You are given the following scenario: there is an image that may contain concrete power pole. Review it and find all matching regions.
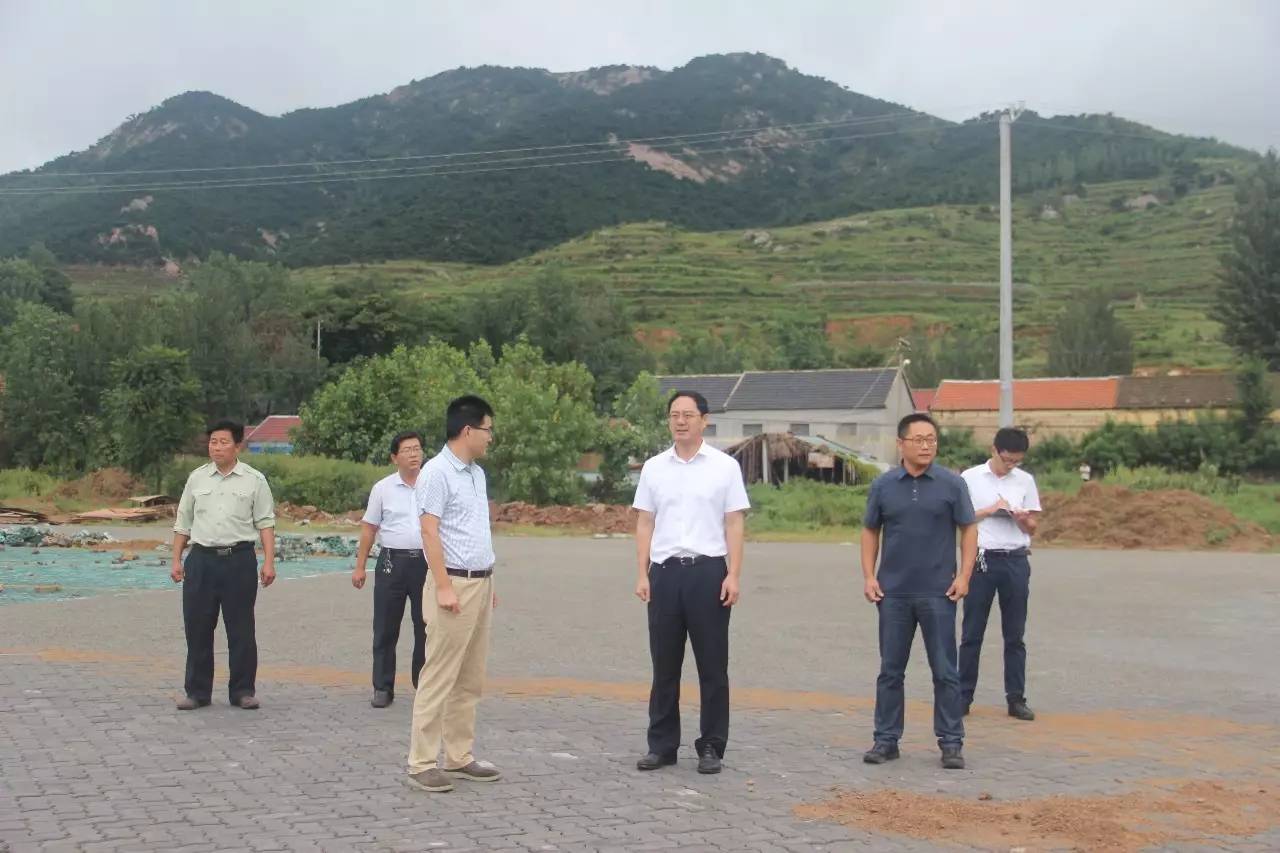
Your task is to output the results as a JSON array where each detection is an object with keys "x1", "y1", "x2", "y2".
[{"x1": 998, "y1": 104, "x2": 1023, "y2": 428}]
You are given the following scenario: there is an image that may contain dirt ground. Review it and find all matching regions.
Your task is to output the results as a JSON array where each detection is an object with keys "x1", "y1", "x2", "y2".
[
  {"x1": 1039, "y1": 482, "x2": 1272, "y2": 551},
  {"x1": 795, "y1": 780, "x2": 1280, "y2": 852}
]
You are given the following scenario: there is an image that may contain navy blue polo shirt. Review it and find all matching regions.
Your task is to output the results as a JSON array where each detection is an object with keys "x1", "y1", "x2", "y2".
[{"x1": 863, "y1": 463, "x2": 976, "y2": 596}]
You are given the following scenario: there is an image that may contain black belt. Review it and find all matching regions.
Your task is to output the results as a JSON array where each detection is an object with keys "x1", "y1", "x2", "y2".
[
  {"x1": 981, "y1": 548, "x2": 1029, "y2": 557},
  {"x1": 383, "y1": 547, "x2": 423, "y2": 557},
  {"x1": 446, "y1": 567, "x2": 492, "y2": 579},
  {"x1": 191, "y1": 541, "x2": 255, "y2": 557},
  {"x1": 656, "y1": 554, "x2": 724, "y2": 568}
]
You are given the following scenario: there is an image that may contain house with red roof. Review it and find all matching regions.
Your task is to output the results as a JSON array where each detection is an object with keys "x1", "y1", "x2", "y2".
[{"x1": 244, "y1": 415, "x2": 301, "y2": 454}]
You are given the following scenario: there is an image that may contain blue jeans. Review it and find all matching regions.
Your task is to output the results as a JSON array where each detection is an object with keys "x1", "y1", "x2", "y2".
[
  {"x1": 873, "y1": 595, "x2": 964, "y2": 748},
  {"x1": 959, "y1": 552, "x2": 1030, "y2": 705}
]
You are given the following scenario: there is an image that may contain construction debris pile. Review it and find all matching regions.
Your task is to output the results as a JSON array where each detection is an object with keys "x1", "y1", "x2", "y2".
[{"x1": 490, "y1": 501, "x2": 635, "y2": 534}]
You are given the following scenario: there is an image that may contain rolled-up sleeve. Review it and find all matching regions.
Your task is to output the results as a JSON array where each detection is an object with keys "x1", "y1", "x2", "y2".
[
  {"x1": 417, "y1": 467, "x2": 447, "y2": 519},
  {"x1": 253, "y1": 475, "x2": 276, "y2": 530},
  {"x1": 173, "y1": 474, "x2": 195, "y2": 535}
]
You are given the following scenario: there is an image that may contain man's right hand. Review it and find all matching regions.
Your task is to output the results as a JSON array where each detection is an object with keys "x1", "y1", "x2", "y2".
[
  {"x1": 635, "y1": 573, "x2": 651, "y2": 603},
  {"x1": 351, "y1": 565, "x2": 367, "y2": 589},
  {"x1": 170, "y1": 562, "x2": 184, "y2": 584},
  {"x1": 988, "y1": 496, "x2": 1011, "y2": 515},
  {"x1": 863, "y1": 577, "x2": 884, "y2": 603},
  {"x1": 436, "y1": 584, "x2": 461, "y2": 614}
]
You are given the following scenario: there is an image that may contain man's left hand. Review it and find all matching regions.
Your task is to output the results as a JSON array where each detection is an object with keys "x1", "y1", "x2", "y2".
[
  {"x1": 260, "y1": 561, "x2": 277, "y2": 588},
  {"x1": 946, "y1": 576, "x2": 969, "y2": 601},
  {"x1": 720, "y1": 575, "x2": 740, "y2": 607}
]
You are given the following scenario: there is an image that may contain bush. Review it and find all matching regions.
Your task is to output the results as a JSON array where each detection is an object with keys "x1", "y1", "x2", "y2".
[
  {"x1": 747, "y1": 480, "x2": 869, "y2": 531},
  {"x1": 935, "y1": 428, "x2": 988, "y2": 471},
  {"x1": 162, "y1": 454, "x2": 390, "y2": 513},
  {"x1": 0, "y1": 468, "x2": 60, "y2": 499},
  {"x1": 1105, "y1": 464, "x2": 1240, "y2": 497},
  {"x1": 1024, "y1": 433, "x2": 1077, "y2": 473}
]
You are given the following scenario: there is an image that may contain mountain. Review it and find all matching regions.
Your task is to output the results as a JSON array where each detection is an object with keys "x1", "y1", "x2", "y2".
[{"x1": 0, "y1": 53, "x2": 1252, "y2": 266}]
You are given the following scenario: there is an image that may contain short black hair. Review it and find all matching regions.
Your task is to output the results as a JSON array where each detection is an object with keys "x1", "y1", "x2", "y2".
[
  {"x1": 390, "y1": 430, "x2": 425, "y2": 455},
  {"x1": 207, "y1": 418, "x2": 244, "y2": 444},
  {"x1": 445, "y1": 395, "x2": 495, "y2": 440},
  {"x1": 667, "y1": 390, "x2": 709, "y2": 415},
  {"x1": 993, "y1": 427, "x2": 1030, "y2": 453},
  {"x1": 897, "y1": 413, "x2": 938, "y2": 439}
]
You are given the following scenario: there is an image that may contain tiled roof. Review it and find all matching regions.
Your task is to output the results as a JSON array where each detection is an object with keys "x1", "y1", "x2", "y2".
[
  {"x1": 245, "y1": 415, "x2": 301, "y2": 444},
  {"x1": 658, "y1": 368, "x2": 899, "y2": 412},
  {"x1": 931, "y1": 378, "x2": 1121, "y2": 411},
  {"x1": 913, "y1": 388, "x2": 937, "y2": 412},
  {"x1": 1116, "y1": 373, "x2": 1280, "y2": 409},
  {"x1": 656, "y1": 375, "x2": 741, "y2": 413}
]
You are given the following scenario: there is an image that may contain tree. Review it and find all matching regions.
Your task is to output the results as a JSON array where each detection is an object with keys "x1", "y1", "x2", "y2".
[
  {"x1": 0, "y1": 303, "x2": 81, "y2": 471},
  {"x1": 105, "y1": 346, "x2": 203, "y2": 491},
  {"x1": 483, "y1": 339, "x2": 599, "y2": 504},
  {"x1": 596, "y1": 372, "x2": 669, "y2": 500},
  {"x1": 1235, "y1": 357, "x2": 1274, "y2": 442},
  {"x1": 905, "y1": 323, "x2": 999, "y2": 388},
  {"x1": 663, "y1": 328, "x2": 748, "y2": 374},
  {"x1": 771, "y1": 317, "x2": 835, "y2": 370},
  {"x1": 294, "y1": 342, "x2": 481, "y2": 463},
  {"x1": 0, "y1": 258, "x2": 73, "y2": 324},
  {"x1": 1215, "y1": 151, "x2": 1280, "y2": 368},
  {"x1": 1047, "y1": 290, "x2": 1134, "y2": 377}
]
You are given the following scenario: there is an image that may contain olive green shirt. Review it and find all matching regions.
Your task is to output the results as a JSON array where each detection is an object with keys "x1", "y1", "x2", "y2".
[{"x1": 173, "y1": 461, "x2": 276, "y2": 546}]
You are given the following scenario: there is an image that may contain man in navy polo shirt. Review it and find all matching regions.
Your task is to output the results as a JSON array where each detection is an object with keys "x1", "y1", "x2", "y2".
[{"x1": 860, "y1": 413, "x2": 977, "y2": 770}]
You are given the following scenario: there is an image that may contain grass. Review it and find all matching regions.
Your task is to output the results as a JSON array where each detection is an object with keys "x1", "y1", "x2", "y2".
[{"x1": 73, "y1": 173, "x2": 1242, "y2": 374}]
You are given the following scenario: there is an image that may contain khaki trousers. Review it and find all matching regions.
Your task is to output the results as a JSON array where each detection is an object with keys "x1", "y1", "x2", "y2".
[{"x1": 406, "y1": 574, "x2": 493, "y2": 773}]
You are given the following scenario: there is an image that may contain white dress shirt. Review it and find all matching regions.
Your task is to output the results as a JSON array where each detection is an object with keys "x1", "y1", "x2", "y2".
[
  {"x1": 416, "y1": 445, "x2": 496, "y2": 571},
  {"x1": 362, "y1": 471, "x2": 425, "y2": 549},
  {"x1": 633, "y1": 442, "x2": 751, "y2": 564},
  {"x1": 961, "y1": 461, "x2": 1042, "y2": 551}
]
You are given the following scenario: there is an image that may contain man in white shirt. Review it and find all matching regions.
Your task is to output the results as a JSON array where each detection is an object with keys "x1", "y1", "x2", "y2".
[
  {"x1": 959, "y1": 427, "x2": 1042, "y2": 722},
  {"x1": 353, "y1": 431, "x2": 427, "y2": 709},
  {"x1": 632, "y1": 390, "x2": 750, "y2": 776}
]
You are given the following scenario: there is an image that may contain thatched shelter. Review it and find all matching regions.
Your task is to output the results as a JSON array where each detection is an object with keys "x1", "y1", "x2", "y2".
[{"x1": 726, "y1": 433, "x2": 862, "y2": 486}]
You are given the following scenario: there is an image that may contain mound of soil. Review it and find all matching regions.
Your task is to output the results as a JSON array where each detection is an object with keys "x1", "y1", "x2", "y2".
[
  {"x1": 276, "y1": 502, "x2": 361, "y2": 525},
  {"x1": 1039, "y1": 483, "x2": 1271, "y2": 551},
  {"x1": 53, "y1": 468, "x2": 146, "y2": 502},
  {"x1": 491, "y1": 501, "x2": 634, "y2": 534}
]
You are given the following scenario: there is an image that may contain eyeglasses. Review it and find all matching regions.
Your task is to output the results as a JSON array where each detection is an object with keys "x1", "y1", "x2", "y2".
[
  {"x1": 469, "y1": 425, "x2": 494, "y2": 437},
  {"x1": 668, "y1": 412, "x2": 702, "y2": 422},
  {"x1": 997, "y1": 453, "x2": 1023, "y2": 468},
  {"x1": 900, "y1": 436, "x2": 938, "y2": 447}
]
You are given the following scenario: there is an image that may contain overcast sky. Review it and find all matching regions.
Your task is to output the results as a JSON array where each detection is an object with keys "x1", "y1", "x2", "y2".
[{"x1": 1, "y1": 0, "x2": 1276, "y2": 174}]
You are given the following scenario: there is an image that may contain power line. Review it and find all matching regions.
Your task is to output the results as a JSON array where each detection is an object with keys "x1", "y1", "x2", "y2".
[
  {"x1": 0, "y1": 121, "x2": 997, "y2": 198},
  {"x1": 4, "y1": 116, "x2": 941, "y2": 193},
  {"x1": 14, "y1": 111, "x2": 939, "y2": 180},
  {"x1": 1016, "y1": 119, "x2": 1199, "y2": 144}
]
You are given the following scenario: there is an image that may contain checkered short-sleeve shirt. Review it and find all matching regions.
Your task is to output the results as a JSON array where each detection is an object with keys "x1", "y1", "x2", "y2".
[{"x1": 416, "y1": 445, "x2": 495, "y2": 571}]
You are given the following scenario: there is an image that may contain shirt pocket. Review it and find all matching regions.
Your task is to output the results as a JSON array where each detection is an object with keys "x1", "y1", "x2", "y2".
[{"x1": 193, "y1": 487, "x2": 214, "y2": 515}]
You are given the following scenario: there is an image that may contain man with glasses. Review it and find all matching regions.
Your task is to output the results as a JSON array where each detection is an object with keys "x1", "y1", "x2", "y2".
[
  {"x1": 353, "y1": 431, "x2": 428, "y2": 708},
  {"x1": 405, "y1": 396, "x2": 501, "y2": 794},
  {"x1": 633, "y1": 390, "x2": 750, "y2": 775},
  {"x1": 959, "y1": 427, "x2": 1041, "y2": 721},
  {"x1": 861, "y1": 414, "x2": 976, "y2": 769}
]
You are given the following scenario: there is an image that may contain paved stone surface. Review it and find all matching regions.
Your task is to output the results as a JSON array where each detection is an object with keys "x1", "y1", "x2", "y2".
[{"x1": 2, "y1": 538, "x2": 1279, "y2": 851}]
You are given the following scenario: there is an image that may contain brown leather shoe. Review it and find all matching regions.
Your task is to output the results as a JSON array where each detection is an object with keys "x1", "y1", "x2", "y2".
[
  {"x1": 406, "y1": 769, "x2": 454, "y2": 793},
  {"x1": 235, "y1": 695, "x2": 260, "y2": 710},
  {"x1": 176, "y1": 696, "x2": 210, "y2": 711}
]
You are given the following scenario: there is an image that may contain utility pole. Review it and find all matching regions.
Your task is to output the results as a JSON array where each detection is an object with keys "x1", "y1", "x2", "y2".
[
  {"x1": 315, "y1": 319, "x2": 322, "y2": 363},
  {"x1": 998, "y1": 103, "x2": 1023, "y2": 428}
]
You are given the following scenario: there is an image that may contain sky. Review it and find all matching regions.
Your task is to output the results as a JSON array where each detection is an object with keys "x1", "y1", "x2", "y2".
[{"x1": 1, "y1": 0, "x2": 1277, "y2": 174}]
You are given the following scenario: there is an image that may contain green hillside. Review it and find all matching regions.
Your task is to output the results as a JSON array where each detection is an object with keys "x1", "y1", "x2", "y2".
[{"x1": 66, "y1": 170, "x2": 1240, "y2": 374}]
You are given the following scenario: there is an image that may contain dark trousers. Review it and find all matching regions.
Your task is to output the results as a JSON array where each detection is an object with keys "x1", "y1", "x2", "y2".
[
  {"x1": 874, "y1": 595, "x2": 965, "y2": 748},
  {"x1": 372, "y1": 548, "x2": 428, "y2": 693},
  {"x1": 959, "y1": 552, "x2": 1030, "y2": 705},
  {"x1": 182, "y1": 546, "x2": 258, "y2": 703},
  {"x1": 646, "y1": 557, "x2": 732, "y2": 758}
]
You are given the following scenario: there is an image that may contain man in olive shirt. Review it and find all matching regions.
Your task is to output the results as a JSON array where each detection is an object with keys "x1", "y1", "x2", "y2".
[{"x1": 171, "y1": 419, "x2": 277, "y2": 710}]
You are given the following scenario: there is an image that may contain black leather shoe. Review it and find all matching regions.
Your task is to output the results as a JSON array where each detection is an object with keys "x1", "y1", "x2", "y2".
[
  {"x1": 371, "y1": 690, "x2": 392, "y2": 708},
  {"x1": 1008, "y1": 700, "x2": 1035, "y2": 721},
  {"x1": 862, "y1": 743, "x2": 900, "y2": 764},
  {"x1": 963, "y1": 703, "x2": 971, "y2": 716},
  {"x1": 636, "y1": 752, "x2": 677, "y2": 771},
  {"x1": 696, "y1": 746, "x2": 722, "y2": 775},
  {"x1": 941, "y1": 746, "x2": 965, "y2": 769}
]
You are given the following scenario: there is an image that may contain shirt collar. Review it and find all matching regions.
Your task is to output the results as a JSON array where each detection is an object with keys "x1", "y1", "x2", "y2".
[
  {"x1": 665, "y1": 442, "x2": 709, "y2": 464},
  {"x1": 210, "y1": 461, "x2": 246, "y2": 478},
  {"x1": 441, "y1": 445, "x2": 471, "y2": 472},
  {"x1": 896, "y1": 462, "x2": 936, "y2": 480}
]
